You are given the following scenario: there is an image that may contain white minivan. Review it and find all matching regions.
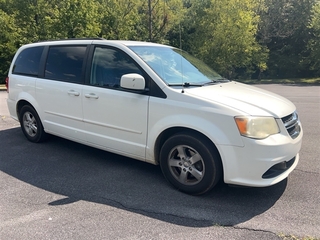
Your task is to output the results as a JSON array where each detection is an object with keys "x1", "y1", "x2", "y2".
[{"x1": 6, "y1": 39, "x2": 303, "y2": 195}]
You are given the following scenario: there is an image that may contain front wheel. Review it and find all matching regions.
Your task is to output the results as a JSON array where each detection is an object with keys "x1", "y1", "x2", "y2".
[
  {"x1": 19, "y1": 105, "x2": 47, "y2": 143},
  {"x1": 160, "y1": 132, "x2": 222, "y2": 195}
]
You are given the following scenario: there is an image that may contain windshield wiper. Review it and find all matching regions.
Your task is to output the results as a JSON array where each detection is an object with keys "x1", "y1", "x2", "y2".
[
  {"x1": 203, "y1": 78, "x2": 230, "y2": 85},
  {"x1": 168, "y1": 82, "x2": 203, "y2": 87},
  {"x1": 168, "y1": 79, "x2": 229, "y2": 87}
]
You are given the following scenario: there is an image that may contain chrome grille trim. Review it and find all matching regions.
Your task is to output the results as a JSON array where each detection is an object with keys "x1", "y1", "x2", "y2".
[{"x1": 281, "y1": 112, "x2": 301, "y2": 139}]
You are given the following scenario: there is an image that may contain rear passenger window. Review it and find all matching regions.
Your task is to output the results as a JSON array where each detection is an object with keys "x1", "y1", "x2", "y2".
[
  {"x1": 13, "y1": 46, "x2": 44, "y2": 76},
  {"x1": 45, "y1": 45, "x2": 86, "y2": 83}
]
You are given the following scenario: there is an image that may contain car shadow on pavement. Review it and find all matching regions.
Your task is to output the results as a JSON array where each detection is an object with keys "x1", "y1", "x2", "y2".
[{"x1": 0, "y1": 127, "x2": 287, "y2": 228}]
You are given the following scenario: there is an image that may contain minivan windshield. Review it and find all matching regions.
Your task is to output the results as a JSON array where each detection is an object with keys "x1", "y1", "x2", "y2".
[{"x1": 129, "y1": 46, "x2": 227, "y2": 86}]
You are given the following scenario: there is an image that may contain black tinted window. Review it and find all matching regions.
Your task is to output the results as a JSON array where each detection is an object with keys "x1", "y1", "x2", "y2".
[
  {"x1": 90, "y1": 47, "x2": 143, "y2": 88},
  {"x1": 13, "y1": 46, "x2": 44, "y2": 76},
  {"x1": 45, "y1": 45, "x2": 86, "y2": 82}
]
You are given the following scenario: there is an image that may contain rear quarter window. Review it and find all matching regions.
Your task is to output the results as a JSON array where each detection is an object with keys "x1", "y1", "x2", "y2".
[{"x1": 12, "y1": 46, "x2": 44, "y2": 76}]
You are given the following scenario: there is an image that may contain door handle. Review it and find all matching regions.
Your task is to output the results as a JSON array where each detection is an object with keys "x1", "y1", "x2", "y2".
[
  {"x1": 67, "y1": 90, "x2": 80, "y2": 96},
  {"x1": 85, "y1": 93, "x2": 99, "y2": 99}
]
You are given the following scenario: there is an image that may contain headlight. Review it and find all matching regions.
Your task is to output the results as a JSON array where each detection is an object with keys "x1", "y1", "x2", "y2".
[{"x1": 234, "y1": 116, "x2": 280, "y2": 139}]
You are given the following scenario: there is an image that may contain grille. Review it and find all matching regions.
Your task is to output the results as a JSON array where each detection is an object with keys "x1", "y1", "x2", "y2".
[{"x1": 281, "y1": 112, "x2": 301, "y2": 139}]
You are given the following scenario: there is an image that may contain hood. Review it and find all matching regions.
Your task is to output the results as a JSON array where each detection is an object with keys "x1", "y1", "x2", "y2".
[{"x1": 184, "y1": 82, "x2": 296, "y2": 117}]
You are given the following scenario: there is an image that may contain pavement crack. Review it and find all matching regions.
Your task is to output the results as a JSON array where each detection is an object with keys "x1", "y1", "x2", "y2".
[
  {"x1": 95, "y1": 195, "x2": 287, "y2": 238},
  {"x1": 229, "y1": 225, "x2": 280, "y2": 238}
]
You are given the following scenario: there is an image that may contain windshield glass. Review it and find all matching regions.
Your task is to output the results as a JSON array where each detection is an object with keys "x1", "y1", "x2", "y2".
[{"x1": 129, "y1": 46, "x2": 224, "y2": 85}]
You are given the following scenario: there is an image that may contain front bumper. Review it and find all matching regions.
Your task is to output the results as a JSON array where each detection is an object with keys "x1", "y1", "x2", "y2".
[{"x1": 218, "y1": 128, "x2": 303, "y2": 187}]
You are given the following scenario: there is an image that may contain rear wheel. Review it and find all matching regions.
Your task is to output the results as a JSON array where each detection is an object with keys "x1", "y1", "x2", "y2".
[
  {"x1": 19, "y1": 105, "x2": 47, "y2": 142},
  {"x1": 160, "y1": 132, "x2": 222, "y2": 195}
]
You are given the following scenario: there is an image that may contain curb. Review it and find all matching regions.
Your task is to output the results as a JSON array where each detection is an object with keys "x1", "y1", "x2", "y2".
[{"x1": 0, "y1": 84, "x2": 6, "y2": 91}]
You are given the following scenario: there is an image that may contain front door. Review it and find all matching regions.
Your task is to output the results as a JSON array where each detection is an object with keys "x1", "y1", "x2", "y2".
[{"x1": 82, "y1": 46, "x2": 149, "y2": 159}]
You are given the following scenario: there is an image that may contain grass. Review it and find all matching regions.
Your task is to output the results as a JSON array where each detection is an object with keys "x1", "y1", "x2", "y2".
[
  {"x1": 238, "y1": 77, "x2": 320, "y2": 85},
  {"x1": 279, "y1": 234, "x2": 319, "y2": 240}
]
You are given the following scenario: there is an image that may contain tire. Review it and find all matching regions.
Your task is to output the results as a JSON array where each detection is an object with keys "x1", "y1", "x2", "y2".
[
  {"x1": 19, "y1": 105, "x2": 47, "y2": 143},
  {"x1": 160, "y1": 132, "x2": 222, "y2": 195}
]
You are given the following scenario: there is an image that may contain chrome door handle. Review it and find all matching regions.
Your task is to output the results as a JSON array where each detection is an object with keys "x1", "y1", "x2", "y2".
[{"x1": 84, "y1": 93, "x2": 99, "y2": 99}]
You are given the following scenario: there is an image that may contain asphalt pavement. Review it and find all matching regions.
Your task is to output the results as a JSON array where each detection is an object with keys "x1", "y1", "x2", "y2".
[{"x1": 0, "y1": 84, "x2": 319, "y2": 240}]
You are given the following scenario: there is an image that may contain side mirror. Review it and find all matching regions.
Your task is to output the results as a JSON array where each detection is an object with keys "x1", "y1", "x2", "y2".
[{"x1": 120, "y1": 74, "x2": 145, "y2": 91}]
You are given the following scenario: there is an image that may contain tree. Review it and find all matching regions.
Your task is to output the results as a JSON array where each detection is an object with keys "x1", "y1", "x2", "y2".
[
  {"x1": 308, "y1": 1, "x2": 320, "y2": 74},
  {"x1": 6, "y1": 0, "x2": 58, "y2": 43},
  {"x1": 51, "y1": 0, "x2": 100, "y2": 39},
  {"x1": 258, "y1": 0, "x2": 316, "y2": 78},
  {"x1": 174, "y1": 0, "x2": 268, "y2": 78},
  {"x1": 1, "y1": 0, "x2": 318, "y2": 81},
  {"x1": 137, "y1": 0, "x2": 184, "y2": 43},
  {"x1": 0, "y1": 9, "x2": 19, "y2": 82},
  {"x1": 97, "y1": 0, "x2": 141, "y2": 40}
]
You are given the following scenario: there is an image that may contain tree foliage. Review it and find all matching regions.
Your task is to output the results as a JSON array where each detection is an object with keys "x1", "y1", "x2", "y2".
[
  {"x1": 138, "y1": 0, "x2": 184, "y2": 43},
  {"x1": 258, "y1": 0, "x2": 316, "y2": 78},
  {"x1": 0, "y1": 8, "x2": 19, "y2": 78},
  {"x1": 97, "y1": 0, "x2": 140, "y2": 40},
  {"x1": 308, "y1": 1, "x2": 320, "y2": 73},
  {"x1": 52, "y1": 0, "x2": 100, "y2": 38},
  {"x1": 175, "y1": 0, "x2": 268, "y2": 78},
  {"x1": 0, "y1": 0, "x2": 319, "y2": 83}
]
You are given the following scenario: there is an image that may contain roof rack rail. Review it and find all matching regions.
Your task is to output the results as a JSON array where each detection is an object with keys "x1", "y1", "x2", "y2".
[{"x1": 38, "y1": 37, "x2": 106, "y2": 43}]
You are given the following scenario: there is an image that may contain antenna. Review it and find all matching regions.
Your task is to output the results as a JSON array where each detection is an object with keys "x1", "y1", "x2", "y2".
[
  {"x1": 179, "y1": 23, "x2": 182, "y2": 50},
  {"x1": 179, "y1": 23, "x2": 184, "y2": 93}
]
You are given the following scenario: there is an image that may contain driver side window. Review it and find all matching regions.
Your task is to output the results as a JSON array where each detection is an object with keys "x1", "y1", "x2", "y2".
[{"x1": 90, "y1": 46, "x2": 144, "y2": 88}]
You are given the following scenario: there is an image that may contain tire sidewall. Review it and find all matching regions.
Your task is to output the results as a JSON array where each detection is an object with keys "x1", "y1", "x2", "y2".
[
  {"x1": 160, "y1": 133, "x2": 221, "y2": 195},
  {"x1": 19, "y1": 105, "x2": 45, "y2": 143}
]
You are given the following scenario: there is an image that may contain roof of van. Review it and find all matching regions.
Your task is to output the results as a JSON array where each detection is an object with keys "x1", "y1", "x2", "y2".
[{"x1": 22, "y1": 38, "x2": 171, "y2": 48}]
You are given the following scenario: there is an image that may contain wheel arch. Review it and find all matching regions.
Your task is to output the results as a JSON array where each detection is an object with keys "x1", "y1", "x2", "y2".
[
  {"x1": 16, "y1": 100, "x2": 35, "y2": 121},
  {"x1": 154, "y1": 127, "x2": 222, "y2": 168},
  {"x1": 15, "y1": 89, "x2": 41, "y2": 122}
]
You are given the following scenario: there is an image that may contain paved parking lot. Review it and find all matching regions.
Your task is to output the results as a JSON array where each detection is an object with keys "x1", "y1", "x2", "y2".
[{"x1": 0, "y1": 84, "x2": 319, "y2": 239}]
